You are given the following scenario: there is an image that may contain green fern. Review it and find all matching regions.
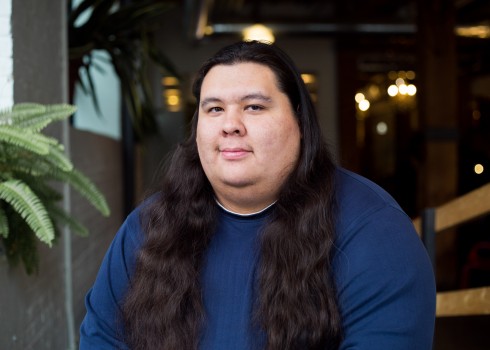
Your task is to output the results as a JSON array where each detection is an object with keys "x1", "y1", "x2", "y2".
[
  {"x1": 0, "y1": 103, "x2": 110, "y2": 274},
  {"x1": 46, "y1": 203, "x2": 89, "y2": 237},
  {"x1": 1, "y1": 103, "x2": 77, "y2": 131},
  {"x1": 0, "y1": 127, "x2": 51, "y2": 155},
  {"x1": 50, "y1": 168, "x2": 110, "y2": 216},
  {"x1": 45, "y1": 143, "x2": 74, "y2": 172},
  {"x1": 0, "y1": 206, "x2": 8, "y2": 238},
  {"x1": 0, "y1": 179, "x2": 55, "y2": 246}
]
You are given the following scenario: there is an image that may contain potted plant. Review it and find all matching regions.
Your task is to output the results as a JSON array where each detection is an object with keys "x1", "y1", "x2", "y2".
[
  {"x1": 68, "y1": 0, "x2": 179, "y2": 139},
  {"x1": 0, "y1": 103, "x2": 110, "y2": 274}
]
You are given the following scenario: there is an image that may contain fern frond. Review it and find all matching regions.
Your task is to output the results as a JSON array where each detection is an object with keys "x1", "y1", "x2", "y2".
[
  {"x1": 0, "y1": 127, "x2": 50, "y2": 155},
  {"x1": 0, "y1": 179, "x2": 55, "y2": 246},
  {"x1": 1, "y1": 102, "x2": 111, "y2": 274},
  {"x1": 46, "y1": 143, "x2": 74, "y2": 172},
  {"x1": 51, "y1": 168, "x2": 110, "y2": 216},
  {"x1": 0, "y1": 103, "x2": 44, "y2": 114},
  {"x1": 46, "y1": 203, "x2": 89, "y2": 237},
  {"x1": 0, "y1": 104, "x2": 77, "y2": 132},
  {"x1": 3, "y1": 143, "x2": 73, "y2": 176},
  {"x1": 3, "y1": 156, "x2": 53, "y2": 177},
  {"x1": 0, "y1": 103, "x2": 44, "y2": 125},
  {"x1": 0, "y1": 206, "x2": 9, "y2": 238},
  {"x1": 21, "y1": 177, "x2": 63, "y2": 202}
]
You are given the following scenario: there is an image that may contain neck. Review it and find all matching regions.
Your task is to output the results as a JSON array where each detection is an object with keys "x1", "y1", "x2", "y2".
[
  {"x1": 211, "y1": 181, "x2": 281, "y2": 214},
  {"x1": 215, "y1": 198, "x2": 276, "y2": 216}
]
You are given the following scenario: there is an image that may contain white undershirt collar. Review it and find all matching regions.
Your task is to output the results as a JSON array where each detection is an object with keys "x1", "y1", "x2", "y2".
[{"x1": 215, "y1": 199, "x2": 276, "y2": 217}]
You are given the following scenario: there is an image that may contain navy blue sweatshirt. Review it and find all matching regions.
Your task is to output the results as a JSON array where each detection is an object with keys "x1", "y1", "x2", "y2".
[{"x1": 80, "y1": 168, "x2": 436, "y2": 349}]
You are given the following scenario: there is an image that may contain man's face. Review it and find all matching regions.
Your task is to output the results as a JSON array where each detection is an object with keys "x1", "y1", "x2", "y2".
[{"x1": 196, "y1": 62, "x2": 301, "y2": 213}]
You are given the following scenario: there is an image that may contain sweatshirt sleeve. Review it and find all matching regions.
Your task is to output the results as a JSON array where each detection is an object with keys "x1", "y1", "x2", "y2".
[
  {"x1": 79, "y1": 208, "x2": 143, "y2": 349},
  {"x1": 334, "y1": 205, "x2": 436, "y2": 350}
]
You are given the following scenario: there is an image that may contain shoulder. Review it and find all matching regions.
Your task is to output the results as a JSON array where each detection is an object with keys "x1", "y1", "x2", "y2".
[
  {"x1": 332, "y1": 167, "x2": 434, "y2": 306},
  {"x1": 105, "y1": 194, "x2": 160, "y2": 275},
  {"x1": 334, "y1": 167, "x2": 418, "y2": 242},
  {"x1": 335, "y1": 167, "x2": 405, "y2": 225},
  {"x1": 122, "y1": 193, "x2": 162, "y2": 243},
  {"x1": 332, "y1": 168, "x2": 436, "y2": 348},
  {"x1": 117, "y1": 203, "x2": 146, "y2": 250},
  {"x1": 333, "y1": 167, "x2": 424, "y2": 269}
]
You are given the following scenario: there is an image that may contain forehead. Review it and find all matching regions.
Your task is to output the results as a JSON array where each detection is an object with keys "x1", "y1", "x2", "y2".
[{"x1": 200, "y1": 62, "x2": 281, "y2": 96}]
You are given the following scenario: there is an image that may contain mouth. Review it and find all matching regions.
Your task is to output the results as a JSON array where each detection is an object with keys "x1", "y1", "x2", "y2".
[{"x1": 219, "y1": 147, "x2": 251, "y2": 160}]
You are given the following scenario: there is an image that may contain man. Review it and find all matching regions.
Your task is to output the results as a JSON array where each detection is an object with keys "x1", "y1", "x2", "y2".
[{"x1": 80, "y1": 41, "x2": 436, "y2": 349}]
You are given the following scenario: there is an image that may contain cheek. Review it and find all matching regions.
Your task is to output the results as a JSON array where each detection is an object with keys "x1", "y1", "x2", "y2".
[
  {"x1": 281, "y1": 125, "x2": 302, "y2": 163},
  {"x1": 196, "y1": 123, "x2": 215, "y2": 161},
  {"x1": 196, "y1": 120, "x2": 208, "y2": 146},
  {"x1": 272, "y1": 120, "x2": 300, "y2": 152}
]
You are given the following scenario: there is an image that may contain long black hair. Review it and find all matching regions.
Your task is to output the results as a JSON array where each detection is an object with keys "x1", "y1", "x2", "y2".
[{"x1": 123, "y1": 40, "x2": 342, "y2": 350}]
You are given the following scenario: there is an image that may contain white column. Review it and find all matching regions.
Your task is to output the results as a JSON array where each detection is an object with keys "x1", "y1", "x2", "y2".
[{"x1": 0, "y1": 0, "x2": 13, "y2": 109}]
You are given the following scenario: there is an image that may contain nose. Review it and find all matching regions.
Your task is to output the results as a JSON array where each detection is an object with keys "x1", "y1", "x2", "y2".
[{"x1": 221, "y1": 110, "x2": 246, "y2": 136}]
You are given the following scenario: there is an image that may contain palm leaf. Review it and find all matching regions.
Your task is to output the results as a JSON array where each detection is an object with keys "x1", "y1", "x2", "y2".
[
  {"x1": 146, "y1": 38, "x2": 180, "y2": 78},
  {"x1": 68, "y1": 0, "x2": 178, "y2": 139},
  {"x1": 0, "y1": 179, "x2": 55, "y2": 246},
  {"x1": 82, "y1": 61, "x2": 102, "y2": 115},
  {"x1": 102, "y1": 2, "x2": 173, "y2": 34},
  {"x1": 69, "y1": 0, "x2": 102, "y2": 27}
]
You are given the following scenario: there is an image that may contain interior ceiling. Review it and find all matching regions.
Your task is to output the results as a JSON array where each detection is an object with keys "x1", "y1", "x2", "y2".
[
  {"x1": 204, "y1": 0, "x2": 490, "y2": 31},
  {"x1": 187, "y1": 0, "x2": 490, "y2": 75}
]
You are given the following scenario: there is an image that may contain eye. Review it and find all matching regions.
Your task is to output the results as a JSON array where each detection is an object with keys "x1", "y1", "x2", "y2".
[
  {"x1": 245, "y1": 104, "x2": 264, "y2": 112},
  {"x1": 207, "y1": 106, "x2": 224, "y2": 113}
]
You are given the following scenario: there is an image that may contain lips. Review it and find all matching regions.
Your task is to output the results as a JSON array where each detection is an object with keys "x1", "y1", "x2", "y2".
[{"x1": 220, "y1": 147, "x2": 251, "y2": 160}]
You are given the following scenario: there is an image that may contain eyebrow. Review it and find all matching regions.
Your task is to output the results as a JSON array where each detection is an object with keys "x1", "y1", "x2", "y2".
[{"x1": 200, "y1": 93, "x2": 272, "y2": 108}]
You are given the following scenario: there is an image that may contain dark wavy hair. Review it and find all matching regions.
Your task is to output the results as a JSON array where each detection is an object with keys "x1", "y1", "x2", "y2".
[{"x1": 123, "y1": 40, "x2": 342, "y2": 350}]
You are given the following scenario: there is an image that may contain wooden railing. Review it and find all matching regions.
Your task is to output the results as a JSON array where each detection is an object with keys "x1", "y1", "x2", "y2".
[{"x1": 412, "y1": 183, "x2": 490, "y2": 317}]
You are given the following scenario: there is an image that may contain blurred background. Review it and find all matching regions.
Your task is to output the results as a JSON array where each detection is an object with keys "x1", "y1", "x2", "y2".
[{"x1": 1, "y1": 0, "x2": 489, "y2": 348}]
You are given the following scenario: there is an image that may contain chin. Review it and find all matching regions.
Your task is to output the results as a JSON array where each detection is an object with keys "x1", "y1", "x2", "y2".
[{"x1": 221, "y1": 178, "x2": 255, "y2": 188}]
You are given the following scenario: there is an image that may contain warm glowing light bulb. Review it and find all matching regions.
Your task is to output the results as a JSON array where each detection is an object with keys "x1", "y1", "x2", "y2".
[
  {"x1": 398, "y1": 84, "x2": 408, "y2": 95},
  {"x1": 395, "y1": 78, "x2": 405, "y2": 87},
  {"x1": 406, "y1": 71, "x2": 416, "y2": 80},
  {"x1": 456, "y1": 25, "x2": 490, "y2": 39},
  {"x1": 388, "y1": 71, "x2": 398, "y2": 80},
  {"x1": 407, "y1": 84, "x2": 417, "y2": 96},
  {"x1": 204, "y1": 26, "x2": 214, "y2": 36},
  {"x1": 474, "y1": 164, "x2": 484, "y2": 174},
  {"x1": 387, "y1": 85, "x2": 398, "y2": 97},
  {"x1": 368, "y1": 85, "x2": 380, "y2": 99},
  {"x1": 358, "y1": 99, "x2": 370, "y2": 111},
  {"x1": 242, "y1": 24, "x2": 275, "y2": 43},
  {"x1": 301, "y1": 74, "x2": 316, "y2": 84},
  {"x1": 376, "y1": 122, "x2": 388, "y2": 135},
  {"x1": 162, "y1": 76, "x2": 179, "y2": 86},
  {"x1": 355, "y1": 93, "x2": 365, "y2": 103},
  {"x1": 167, "y1": 95, "x2": 179, "y2": 106}
]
